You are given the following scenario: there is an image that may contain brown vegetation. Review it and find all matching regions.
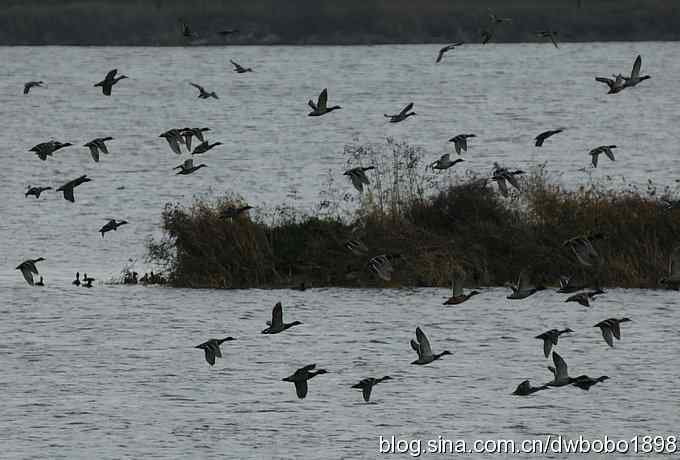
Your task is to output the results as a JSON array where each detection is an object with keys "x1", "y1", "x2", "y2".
[{"x1": 147, "y1": 139, "x2": 680, "y2": 289}]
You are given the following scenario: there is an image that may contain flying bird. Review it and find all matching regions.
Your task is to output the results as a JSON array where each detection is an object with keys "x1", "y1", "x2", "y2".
[
  {"x1": 261, "y1": 302, "x2": 302, "y2": 334},
  {"x1": 589, "y1": 145, "x2": 616, "y2": 168},
  {"x1": 308, "y1": 88, "x2": 341, "y2": 116},
  {"x1": 16, "y1": 257, "x2": 45, "y2": 285},
  {"x1": 410, "y1": 327, "x2": 451, "y2": 365},
  {"x1": 435, "y1": 42, "x2": 463, "y2": 63},
  {"x1": 384, "y1": 102, "x2": 416, "y2": 123},
  {"x1": 512, "y1": 380, "x2": 548, "y2": 396},
  {"x1": 565, "y1": 289, "x2": 605, "y2": 307},
  {"x1": 534, "y1": 129, "x2": 563, "y2": 147},
  {"x1": 595, "y1": 74, "x2": 626, "y2": 94},
  {"x1": 192, "y1": 141, "x2": 223, "y2": 155},
  {"x1": 99, "y1": 219, "x2": 128, "y2": 237},
  {"x1": 352, "y1": 376, "x2": 392, "y2": 402},
  {"x1": 536, "y1": 30, "x2": 559, "y2": 48},
  {"x1": 190, "y1": 82, "x2": 218, "y2": 99},
  {"x1": 535, "y1": 328, "x2": 573, "y2": 358},
  {"x1": 622, "y1": 55, "x2": 650, "y2": 88},
  {"x1": 195, "y1": 337, "x2": 235, "y2": 366},
  {"x1": 94, "y1": 69, "x2": 128, "y2": 96},
  {"x1": 25, "y1": 186, "x2": 52, "y2": 198},
  {"x1": 24, "y1": 81, "x2": 46, "y2": 94},
  {"x1": 282, "y1": 364, "x2": 327, "y2": 399},
  {"x1": 344, "y1": 166, "x2": 375, "y2": 192},
  {"x1": 230, "y1": 59, "x2": 253, "y2": 73},
  {"x1": 449, "y1": 134, "x2": 476, "y2": 154},
  {"x1": 443, "y1": 277, "x2": 480, "y2": 305},
  {"x1": 174, "y1": 158, "x2": 207, "y2": 175},
  {"x1": 431, "y1": 153, "x2": 464, "y2": 171},
  {"x1": 56, "y1": 175, "x2": 91, "y2": 202},
  {"x1": 594, "y1": 318, "x2": 630, "y2": 348},
  {"x1": 84, "y1": 137, "x2": 113, "y2": 162}
]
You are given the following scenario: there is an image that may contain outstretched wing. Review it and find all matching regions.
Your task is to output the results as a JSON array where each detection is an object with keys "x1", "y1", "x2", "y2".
[
  {"x1": 190, "y1": 82, "x2": 205, "y2": 93},
  {"x1": 362, "y1": 385, "x2": 372, "y2": 402},
  {"x1": 552, "y1": 352, "x2": 568, "y2": 380},
  {"x1": 87, "y1": 145, "x2": 100, "y2": 162},
  {"x1": 410, "y1": 339, "x2": 422, "y2": 359},
  {"x1": 317, "y1": 88, "x2": 328, "y2": 111},
  {"x1": 631, "y1": 55, "x2": 642, "y2": 79},
  {"x1": 294, "y1": 380, "x2": 308, "y2": 399},
  {"x1": 399, "y1": 102, "x2": 414, "y2": 117},
  {"x1": 271, "y1": 302, "x2": 283, "y2": 328},
  {"x1": 415, "y1": 327, "x2": 433, "y2": 358},
  {"x1": 105, "y1": 69, "x2": 118, "y2": 81}
]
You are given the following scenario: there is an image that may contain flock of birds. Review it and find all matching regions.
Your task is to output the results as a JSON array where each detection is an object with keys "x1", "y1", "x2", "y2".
[{"x1": 12, "y1": 9, "x2": 661, "y2": 401}]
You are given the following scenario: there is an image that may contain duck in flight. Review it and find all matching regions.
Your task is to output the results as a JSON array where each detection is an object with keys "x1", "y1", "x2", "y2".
[
  {"x1": 192, "y1": 141, "x2": 223, "y2": 155},
  {"x1": 622, "y1": 55, "x2": 650, "y2": 88},
  {"x1": 230, "y1": 59, "x2": 253, "y2": 73},
  {"x1": 449, "y1": 134, "x2": 476, "y2": 154},
  {"x1": 174, "y1": 158, "x2": 207, "y2": 175},
  {"x1": 31, "y1": 140, "x2": 72, "y2": 161},
  {"x1": 56, "y1": 175, "x2": 91, "y2": 202},
  {"x1": 384, "y1": 102, "x2": 415, "y2": 123},
  {"x1": 589, "y1": 145, "x2": 616, "y2": 168},
  {"x1": 534, "y1": 129, "x2": 563, "y2": 147},
  {"x1": 436, "y1": 42, "x2": 464, "y2": 63},
  {"x1": 557, "y1": 275, "x2": 587, "y2": 293},
  {"x1": 195, "y1": 337, "x2": 235, "y2": 366},
  {"x1": 507, "y1": 271, "x2": 545, "y2": 299},
  {"x1": 16, "y1": 257, "x2": 45, "y2": 285},
  {"x1": 594, "y1": 318, "x2": 630, "y2": 348},
  {"x1": 24, "y1": 81, "x2": 46, "y2": 94},
  {"x1": 410, "y1": 327, "x2": 451, "y2": 365},
  {"x1": 308, "y1": 88, "x2": 341, "y2": 116},
  {"x1": 443, "y1": 277, "x2": 479, "y2": 305},
  {"x1": 563, "y1": 233, "x2": 605, "y2": 267},
  {"x1": 99, "y1": 219, "x2": 128, "y2": 237},
  {"x1": 481, "y1": 29, "x2": 494, "y2": 44},
  {"x1": 571, "y1": 375, "x2": 609, "y2": 391},
  {"x1": 82, "y1": 273, "x2": 95, "y2": 288},
  {"x1": 430, "y1": 153, "x2": 464, "y2": 171},
  {"x1": 262, "y1": 302, "x2": 302, "y2": 334},
  {"x1": 345, "y1": 239, "x2": 368, "y2": 256},
  {"x1": 84, "y1": 137, "x2": 113, "y2": 162},
  {"x1": 488, "y1": 9, "x2": 512, "y2": 24},
  {"x1": 282, "y1": 364, "x2": 327, "y2": 399},
  {"x1": 352, "y1": 376, "x2": 391, "y2": 402},
  {"x1": 72, "y1": 272, "x2": 81, "y2": 286},
  {"x1": 492, "y1": 163, "x2": 524, "y2": 197},
  {"x1": 344, "y1": 166, "x2": 375, "y2": 192},
  {"x1": 595, "y1": 74, "x2": 626, "y2": 94},
  {"x1": 94, "y1": 69, "x2": 128, "y2": 96},
  {"x1": 536, "y1": 30, "x2": 559, "y2": 48},
  {"x1": 218, "y1": 29, "x2": 240, "y2": 36},
  {"x1": 369, "y1": 254, "x2": 394, "y2": 281},
  {"x1": 25, "y1": 186, "x2": 52, "y2": 198},
  {"x1": 659, "y1": 246, "x2": 680, "y2": 289},
  {"x1": 160, "y1": 129, "x2": 185, "y2": 154},
  {"x1": 180, "y1": 20, "x2": 198, "y2": 38},
  {"x1": 546, "y1": 354, "x2": 609, "y2": 390},
  {"x1": 190, "y1": 82, "x2": 218, "y2": 99},
  {"x1": 512, "y1": 380, "x2": 548, "y2": 396},
  {"x1": 180, "y1": 127, "x2": 210, "y2": 151},
  {"x1": 535, "y1": 328, "x2": 573, "y2": 358},
  {"x1": 565, "y1": 289, "x2": 605, "y2": 307}
]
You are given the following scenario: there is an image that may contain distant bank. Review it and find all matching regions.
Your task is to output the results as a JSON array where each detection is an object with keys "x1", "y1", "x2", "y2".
[{"x1": 0, "y1": 0, "x2": 677, "y2": 45}]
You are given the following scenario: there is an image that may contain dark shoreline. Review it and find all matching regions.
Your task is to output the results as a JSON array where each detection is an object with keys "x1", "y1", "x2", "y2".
[{"x1": 0, "y1": 0, "x2": 677, "y2": 46}]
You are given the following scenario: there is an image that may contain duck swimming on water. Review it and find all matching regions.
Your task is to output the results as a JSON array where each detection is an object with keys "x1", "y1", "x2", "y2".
[
  {"x1": 195, "y1": 337, "x2": 235, "y2": 366},
  {"x1": 282, "y1": 364, "x2": 327, "y2": 399},
  {"x1": 410, "y1": 327, "x2": 451, "y2": 365},
  {"x1": 308, "y1": 88, "x2": 341, "y2": 116},
  {"x1": 352, "y1": 376, "x2": 391, "y2": 402},
  {"x1": 262, "y1": 302, "x2": 302, "y2": 334},
  {"x1": 94, "y1": 69, "x2": 128, "y2": 96},
  {"x1": 16, "y1": 257, "x2": 45, "y2": 285}
]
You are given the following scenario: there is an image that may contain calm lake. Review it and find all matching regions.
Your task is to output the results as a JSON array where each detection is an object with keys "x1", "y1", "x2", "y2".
[{"x1": 1, "y1": 44, "x2": 679, "y2": 459}]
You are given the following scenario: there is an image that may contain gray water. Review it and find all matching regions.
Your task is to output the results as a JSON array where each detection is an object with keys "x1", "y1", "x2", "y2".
[{"x1": 1, "y1": 44, "x2": 680, "y2": 459}]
